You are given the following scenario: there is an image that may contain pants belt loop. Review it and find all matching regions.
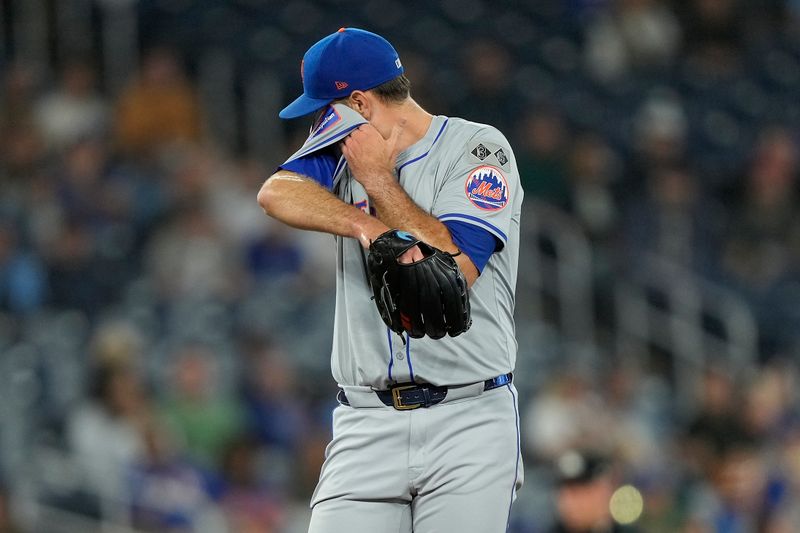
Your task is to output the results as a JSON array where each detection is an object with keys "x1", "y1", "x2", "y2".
[{"x1": 421, "y1": 386, "x2": 432, "y2": 407}]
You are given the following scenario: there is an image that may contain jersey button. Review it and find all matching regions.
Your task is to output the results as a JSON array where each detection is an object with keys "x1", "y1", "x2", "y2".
[{"x1": 395, "y1": 350, "x2": 405, "y2": 360}]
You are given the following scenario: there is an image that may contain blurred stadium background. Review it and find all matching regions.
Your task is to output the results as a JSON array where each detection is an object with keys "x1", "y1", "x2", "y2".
[{"x1": 1, "y1": 0, "x2": 800, "y2": 531}]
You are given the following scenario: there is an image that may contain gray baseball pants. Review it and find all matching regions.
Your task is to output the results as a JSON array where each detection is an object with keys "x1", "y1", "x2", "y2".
[{"x1": 308, "y1": 384, "x2": 523, "y2": 533}]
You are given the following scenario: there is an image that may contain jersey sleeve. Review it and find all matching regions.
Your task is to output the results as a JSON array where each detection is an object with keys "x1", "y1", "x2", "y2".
[
  {"x1": 442, "y1": 219, "x2": 497, "y2": 272},
  {"x1": 432, "y1": 127, "x2": 519, "y2": 251},
  {"x1": 282, "y1": 103, "x2": 367, "y2": 165},
  {"x1": 278, "y1": 149, "x2": 338, "y2": 189}
]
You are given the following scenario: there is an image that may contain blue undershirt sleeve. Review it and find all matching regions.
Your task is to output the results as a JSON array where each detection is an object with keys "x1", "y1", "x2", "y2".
[
  {"x1": 278, "y1": 150, "x2": 338, "y2": 190},
  {"x1": 442, "y1": 220, "x2": 501, "y2": 273}
]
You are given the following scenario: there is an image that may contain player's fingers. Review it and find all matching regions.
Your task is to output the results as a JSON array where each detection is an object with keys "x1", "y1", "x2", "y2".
[
  {"x1": 353, "y1": 124, "x2": 376, "y2": 142},
  {"x1": 398, "y1": 245, "x2": 424, "y2": 264},
  {"x1": 342, "y1": 134, "x2": 359, "y2": 153},
  {"x1": 340, "y1": 141, "x2": 352, "y2": 159},
  {"x1": 362, "y1": 123, "x2": 388, "y2": 146},
  {"x1": 359, "y1": 122, "x2": 378, "y2": 135}
]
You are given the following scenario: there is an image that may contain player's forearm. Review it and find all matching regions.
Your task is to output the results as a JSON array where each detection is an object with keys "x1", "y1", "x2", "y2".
[
  {"x1": 365, "y1": 177, "x2": 479, "y2": 285},
  {"x1": 258, "y1": 171, "x2": 387, "y2": 245},
  {"x1": 366, "y1": 178, "x2": 454, "y2": 251}
]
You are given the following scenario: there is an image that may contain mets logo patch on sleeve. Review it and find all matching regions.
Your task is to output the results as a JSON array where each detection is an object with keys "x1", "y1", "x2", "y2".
[{"x1": 465, "y1": 166, "x2": 509, "y2": 211}]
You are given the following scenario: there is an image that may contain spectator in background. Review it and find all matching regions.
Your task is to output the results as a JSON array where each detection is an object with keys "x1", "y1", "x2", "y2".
[
  {"x1": 584, "y1": 0, "x2": 681, "y2": 83},
  {"x1": 564, "y1": 132, "x2": 622, "y2": 299},
  {"x1": 45, "y1": 217, "x2": 104, "y2": 312},
  {"x1": 721, "y1": 127, "x2": 800, "y2": 348},
  {"x1": 245, "y1": 224, "x2": 304, "y2": 281},
  {"x1": 682, "y1": 366, "x2": 742, "y2": 471},
  {"x1": 53, "y1": 138, "x2": 111, "y2": 224},
  {"x1": 767, "y1": 429, "x2": 800, "y2": 531},
  {"x1": 0, "y1": 63, "x2": 40, "y2": 132},
  {"x1": 145, "y1": 202, "x2": 241, "y2": 302},
  {"x1": 34, "y1": 60, "x2": 109, "y2": 151},
  {"x1": 241, "y1": 341, "x2": 309, "y2": 452},
  {"x1": 684, "y1": 434, "x2": 772, "y2": 532},
  {"x1": 741, "y1": 362, "x2": 799, "y2": 442},
  {"x1": 515, "y1": 109, "x2": 571, "y2": 208},
  {"x1": 600, "y1": 362, "x2": 666, "y2": 473},
  {"x1": 66, "y1": 362, "x2": 151, "y2": 502},
  {"x1": 524, "y1": 370, "x2": 616, "y2": 461},
  {"x1": 89, "y1": 320, "x2": 145, "y2": 367},
  {"x1": 549, "y1": 450, "x2": 635, "y2": 532},
  {"x1": 129, "y1": 420, "x2": 225, "y2": 533},
  {"x1": 678, "y1": 366, "x2": 789, "y2": 529},
  {"x1": 208, "y1": 158, "x2": 274, "y2": 247},
  {"x1": 160, "y1": 345, "x2": 244, "y2": 469},
  {"x1": 676, "y1": 0, "x2": 747, "y2": 72},
  {"x1": 43, "y1": 137, "x2": 138, "y2": 311},
  {"x1": 394, "y1": 50, "x2": 446, "y2": 115},
  {"x1": 0, "y1": 220, "x2": 47, "y2": 313},
  {"x1": 116, "y1": 48, "x2": 204, "y2": 157},
  {"x1": 220, "y1": 437, "x2": 285, "y2": 533},
  {"x1": 626, "y1": 90, "x2": 688, "y2": 187},
  {"x1": 0, "y1": 65, "x2": 45, "y2": 187},
  {"x1": 567, "y1": 133, "x2": 620, "y2": 245},
  {"x1": 723, "y1": 128, "x2": 800, "y2": 290},
  {"x1": 0, "y1": 484, "x2": 21, "y2": 533},
  {"x1": 622, "y1": 165, "x2": 723, "y2": 274},
  {"x1": 454, "y1": 39, "x2": 517, "y2": 134}
]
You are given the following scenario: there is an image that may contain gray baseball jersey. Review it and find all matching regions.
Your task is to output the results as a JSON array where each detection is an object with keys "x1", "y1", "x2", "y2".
[
  {"x1": 282, "y1": 103, "x2": 523, "y2": 533},
  {"x1": 284, "y1": 103, "x2": 523, "y2": 389}
]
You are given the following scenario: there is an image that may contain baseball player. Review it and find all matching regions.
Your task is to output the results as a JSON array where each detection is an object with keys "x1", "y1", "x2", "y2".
[{"x1": 258, "y1": 28, "x2": 523, "y2": 533}]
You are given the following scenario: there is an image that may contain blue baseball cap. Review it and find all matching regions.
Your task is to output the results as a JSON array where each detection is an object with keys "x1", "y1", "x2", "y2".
[{"x1": 279, "y1": 27, "x2": 404, "y2": 120}]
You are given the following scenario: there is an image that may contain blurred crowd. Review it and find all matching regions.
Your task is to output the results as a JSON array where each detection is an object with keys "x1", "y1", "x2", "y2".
[
  {"x1": 0, "y1": 43, "x2": 339, "y2": 532},
  {"x1": 0, "y1": 0, "x2": 800, "y2": 532}
]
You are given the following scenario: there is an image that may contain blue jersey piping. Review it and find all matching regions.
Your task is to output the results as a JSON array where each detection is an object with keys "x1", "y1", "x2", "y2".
[
  {"x1": 405, "y1": 334, "x2": 414, "y2": 383},
  {"x1": 387, "y1": 328, "x2": 394, "y2": 382},
  {"x1": 396, "y1": 119, "x2": 449, "y2": 176},
  {"x1": 505, "y1": 384, "x2": 521, "y2": 531},
  {"x1": 437, "y1": 212, "x2": 508, "y2": 242}
]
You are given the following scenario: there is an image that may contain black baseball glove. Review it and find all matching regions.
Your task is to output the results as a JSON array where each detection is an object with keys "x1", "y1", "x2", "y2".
[{"x1": 367, "y1": 229, "x2": 472, "y2": 339}]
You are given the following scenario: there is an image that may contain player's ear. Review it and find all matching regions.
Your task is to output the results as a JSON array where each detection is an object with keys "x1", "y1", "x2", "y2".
[{"x1": 348, "y1": 91, "x2": 371, "y2": 120}]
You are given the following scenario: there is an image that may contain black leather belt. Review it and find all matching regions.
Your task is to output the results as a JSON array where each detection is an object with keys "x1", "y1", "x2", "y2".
[{"x1": 337, "y1": 373, "x2": 512, "y2": 410}]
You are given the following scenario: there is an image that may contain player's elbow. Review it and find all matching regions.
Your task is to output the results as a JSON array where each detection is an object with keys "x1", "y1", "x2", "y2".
[{"x1": 257, "y1": 177, "x2": 280, "y2": 216}]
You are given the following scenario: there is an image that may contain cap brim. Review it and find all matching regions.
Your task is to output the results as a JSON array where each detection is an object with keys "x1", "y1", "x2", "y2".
[{"x1": 278, "y1": 93, "x2": 332, "y2": 119}]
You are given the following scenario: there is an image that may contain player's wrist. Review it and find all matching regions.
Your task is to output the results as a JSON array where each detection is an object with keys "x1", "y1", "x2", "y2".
[
  {"x1": 362, "y1": 172, "x2": 402, "y2": 204},
  {"x1": 358, "y1": 169, "x2": 396, "y2": 196},
  {"x1": 352, "y1": 214, "x2": 389, "y2": 248}
]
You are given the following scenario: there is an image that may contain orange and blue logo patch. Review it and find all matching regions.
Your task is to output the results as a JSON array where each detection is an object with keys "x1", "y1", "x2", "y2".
[
  {"x1": 310, "y1": 106, "x2": 341, "y2": 138},
  {"x1": 465, "y1": 166, "x2": 509, "y2": 211}
]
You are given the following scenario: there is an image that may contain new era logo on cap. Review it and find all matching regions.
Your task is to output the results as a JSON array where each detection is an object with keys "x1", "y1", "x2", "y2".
[{"x1": 279, "y1": 27, "x2": 405, "y2": 119}]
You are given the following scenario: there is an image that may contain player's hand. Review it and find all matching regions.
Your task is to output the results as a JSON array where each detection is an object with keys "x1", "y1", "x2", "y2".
[
  {"x1": 353, "y1": 217, "x2": 422, "y2": 263},
  {"x1": 356, "y1": 224, "x2": 422, "y2": 264},
  {"x1": 399, "y1": 245, "x2": 424, "y2": 264},
  {"x1": 341, "y1": 122, "x2": 404, "y2": 193}
]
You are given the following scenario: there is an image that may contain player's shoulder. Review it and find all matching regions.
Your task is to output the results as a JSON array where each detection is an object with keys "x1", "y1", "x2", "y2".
[
  {"x1": 445, "y1": 116, "x2": 507, "y2": 136},
  {"x1": 444, "y1": 116, "x2": 515, "y2": 175},
  {"x1": 446, "y1": 116, "x2": 511, "y2": 145}
]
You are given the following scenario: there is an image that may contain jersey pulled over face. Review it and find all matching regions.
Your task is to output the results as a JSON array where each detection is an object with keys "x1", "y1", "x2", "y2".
[{"x1": 281, "y1": 103, "x2": 523, "y2": 388}]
